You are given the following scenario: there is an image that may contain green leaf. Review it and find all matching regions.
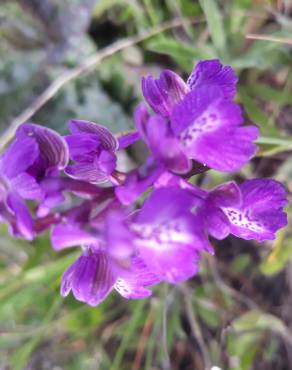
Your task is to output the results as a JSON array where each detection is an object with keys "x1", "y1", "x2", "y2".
[
  {"x1": 199, "y1": 0, "x2": 226, "y2": 55},
  {"x1": 232, "y1": 310, "x2": 287, "y2": 336},
  {"x1": 146, "y1": 36, "x2": 216, "y2": 71},
  {"x1": 260, "y1": 229, "x2": 292, "y2": 276},
  {"x1": 239, "y1": 88, "x2": 278, "y2": 136}
]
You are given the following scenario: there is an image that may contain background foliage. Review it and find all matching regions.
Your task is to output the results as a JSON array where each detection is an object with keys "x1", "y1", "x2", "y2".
[{"x1": 0, "y1": 0, "x2": 292, "y2": 369}]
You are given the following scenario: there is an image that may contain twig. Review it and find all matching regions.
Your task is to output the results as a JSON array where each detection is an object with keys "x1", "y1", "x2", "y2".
[
  {"x1": 161, "y1": 284, "x2": 172, "y2": 370},
  {"x1": 0, "y1": 16, "x2": 204, "y2": 150},
  {"x1": 246, "y1": 33, "x2": 292, "y2": 45},
  {"x1": 180, "y1": 284, "x2": 211, "y2": 370},
  {"x1": 132, "y1": 307, "x2": 154, "y2": 370}
]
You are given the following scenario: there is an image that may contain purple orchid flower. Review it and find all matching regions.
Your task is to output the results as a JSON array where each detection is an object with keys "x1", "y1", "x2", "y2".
[
  {"x1": 51, "y1": 209, "x2": 160, "y2": 306},
  {"x1": 142, "y1": 59, "x2": 238, "y2": 118},
  {"x1": 141, "y1": 60, "x2": 258, "y2": 173},
  {"x1": 130, "y1": 188, "x2": 213, "y2": 283},
  {"x1": 64, "y1": 119, "x2": 119, "y2": 184},
  {"x1": 16, "y1": 123, "x2": 69, "y2": 217},
  {"x1": 170, "y1": 85, "x2": 259, "y2": 172},
  {"x1": 0, "y1": 123, "x2": 68, "y2": 239},
  {"x1": 156, "y1": 174, "x2": 288, "y2": 242},
  {"x1": 115, "y1": 157, "x2": 165, "y2": 205}
]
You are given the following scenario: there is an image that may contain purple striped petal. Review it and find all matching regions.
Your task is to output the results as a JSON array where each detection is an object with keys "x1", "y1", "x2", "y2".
[
  {"x1": 68, "y1": 120, "x2": 118, "y2": 152},
  {"x1": 114, "y1": 279, "x2": 152, "y2": 299},
  {"x1": 142, "y1": 70, "x2": 189, "y2": 117},
  {"x1": 114, "y1": 256, "x2": 159, "y2": 299},
  {"x1": 65, "y1": 133, "x2": 100, "y2": 161},
  {"x1": 17, "y1": 124, "x2": 69, "y2": 170},
  {"x1": 65, "y1": 161, "x2": 109, "y2": 184},
  {"x1": 62, "y1": 251, "x2": 116, "y2": 306},
  {"x1": 187, "y1": 59, "x2": 238, "y2": 98}
]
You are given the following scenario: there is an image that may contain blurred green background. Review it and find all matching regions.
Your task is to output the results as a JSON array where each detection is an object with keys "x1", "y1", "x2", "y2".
[{"x1": 0, "y1": 1, "x2": 292, "y2": 369}]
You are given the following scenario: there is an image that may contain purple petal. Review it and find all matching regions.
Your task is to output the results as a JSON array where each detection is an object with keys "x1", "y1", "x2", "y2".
[
  {"x1": 104, "y1": 211, "x2": 134, "y2": 259},
  {"x1": 240, "y1": 179, "x2": 288, "y2": 209},
  {"x1": 204, "y1": 206, "x2": 231, "y2": 240},
  {"x1": 0, "y1": 137, "x2": 38, "y2": 179},
  {"x1": 154, "y1": 172, "x2": 207, "y2": 201},
  {"x1": 51, "y1": 224, "x2": 97, "y2": 250},
  {"x1": 187, "y1": 59, "x2": 238, "y2": 98},
  {"x1": 63, "y1": 251, "x2": 116, "y2": 306},
  {"x1": 130, "y1": 255, "x2": 161, "y2": 286},
  {"x1": 138, "y1": 241, "x2": 201, "y2": 284},
  {"x1": 6, "y1": 192, "x2": 34, "y2": 240},
  {"x1": 65, "y1": 133, "x2": 100, "y2": 161},
  {"x1": 171, "y1": 87, "x2": 259, "y2": 172},
  {"x1": 114, "y1": 279, "x2": 152, "y2": 299},
  {"x1": 10, "y1": 173, "x2": 43, "y2": 200},
  {"x1": 17, "y1": 123, "x2": 69, "y2": 171},
  {"x1": 142, "y1": 70, "x2": 189, "y2": 117},
  {"x1": 132, "y1": 190, "x2": 212, "y2": 283},
  {"x1": 96, "y1": 150, "x2": 117, "y2": 174},
  {"x1": 223, "y1": 179, "x2": 288, "y2": 241},
  {"x1": 136, "y1": 188, "x2": 196, "y2": 223},
  {"x1": 61, "y1": 260, "x2": 76, "y2": 296},
  {"x1": 134, "y1": 103, "x2": 150, "y2": 140},
  {"x1": 117, "y1": 131, "x2": 140, "y2": 149},
  {"x1": 115, "y1": 158, "x2": 164, "y2": 205},
  {"x1": 135, "y1": 103, "x2": 191, "y2": 174},
  {"x1": 40, "y1": 177, "x2": 102, "y2": 196},
  {"x1": 208, "y1": 181, "x2": 242, "y2": 208},
  {"x1": 68, "y1": 120, "x2": 118, "y2": 152},
  {"x1": 144, "y1": 115, "x2": 192, "y2": 174},
  {"x1": 36, "y1": 192, "x2": 65, "y2": 217}
]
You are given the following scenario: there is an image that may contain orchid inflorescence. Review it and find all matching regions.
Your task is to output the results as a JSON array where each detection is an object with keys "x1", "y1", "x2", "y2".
[{"x1": 0, "y1": 59, "x2": 288, "y2": 306}]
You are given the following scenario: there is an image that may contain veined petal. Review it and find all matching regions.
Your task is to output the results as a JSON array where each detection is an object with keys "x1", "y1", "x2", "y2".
[
  {"x1": 0, "y1": 137, "x2": 38, "y2": 179},
  {"x1": 65, "y1": 133, "x2": 100, "y2": 161},
  {"x1": 187, "y1": 59, "x2": 238, "y2": 98},
  {"x1": 17, "y1": 123, "x2": 69, "y2": 170},
  {"x1": 65, "y1": 162, "x2": 109, "y2": 184},
  {"x1": 114, "y1": 256, "x2": 160, "y2": 299},
  {"x1": 63, "y1": 251, "x2": 116, "y2": 306},
  {"x1": 142, "y1": 70, "x2": 189, "y2": 117},
  {"x1": 68, "y1": 120, "x2": 118, "y2": 152},
  {"x1": 114, "y1": 279, "x2": 152, "y2": 299}
]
